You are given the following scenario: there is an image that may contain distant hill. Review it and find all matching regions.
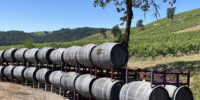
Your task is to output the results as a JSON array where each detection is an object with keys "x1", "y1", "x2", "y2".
[{"x1": 0, "y1": 27, "x2": 108, "y2": 46}]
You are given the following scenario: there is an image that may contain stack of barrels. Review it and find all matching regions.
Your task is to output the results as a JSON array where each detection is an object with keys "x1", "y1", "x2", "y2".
[{"x1": 0, "y1": 42, "x2": 193, "y2": 100}]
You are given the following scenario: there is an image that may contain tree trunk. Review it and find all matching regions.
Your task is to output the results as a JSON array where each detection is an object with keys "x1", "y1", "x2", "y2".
[{"x1": 122, "y1": 0, "x2": 133, "y2": 49}]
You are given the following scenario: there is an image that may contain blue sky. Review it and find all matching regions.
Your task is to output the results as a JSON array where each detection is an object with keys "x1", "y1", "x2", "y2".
[{"x1": 0, "y1": 0, "x2": 199, "y2": 32}]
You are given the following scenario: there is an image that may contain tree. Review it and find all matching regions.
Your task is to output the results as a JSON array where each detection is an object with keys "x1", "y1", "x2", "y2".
[
  {"x1": 136, "y1": 19, "x2": 144, "y2": 30},
  {"x1": 94, "y1": 0, "x2": 176, "y2": 49},
  {"x1": 24, "y1": 38, "x2": 35, "y2": 48},
  {"x1": 167, "y1": 7, "x2": 176, "y2": 22},
  {"x1": 111, "y1": 25, "x2": 122, "y2": 37},
  {"x1": 100, "y1": 29, "x2": 107, "y2": 39}
]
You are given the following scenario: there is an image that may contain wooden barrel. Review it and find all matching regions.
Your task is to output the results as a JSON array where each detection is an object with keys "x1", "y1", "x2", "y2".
[
  {"x1": 76, "y1": 44, "x2": 96, "y2": 67},
  {"x1": 63, "y1": 46, "x2": 81, "y2": 66},
  {"x1": 13, "y1": 66, "x2": 26, "y2": 80},
  {"x1": 14, "y1": 48, "x2": 28, "y2": 62},
  {"x1": 75, "y1": 74, "x2": 95, "y2": 98},
  {"x1": 36, "y1": 68, "x2": 51, "y2": 84},
  {"x1": 24, "y1": 48, "x2": 39, "y2": 63},
  {"x1": 165, "y1": 85, "x2": 193, "y2": 100},
  {"x1": 119, "y1": 81, "x2": 169, "y2": 100},
  {"x1": 23, "y1": 67, "x2": 38, "y2": 82},
  {"x1": 0, "y1": 50, "x2": 5, "y2": 62},
  {"x1": 60, "y1": 72, "x2": 79, "y2": 92},
  {"x1": 91, "y1": 77, "x2": 124, "y2": 100},
  {"x1": 0, "y1": 66, "x2": 5, "y2": 77},
  {"x1": 50, "y1": 48, "x2": 66, "y2": 65},
  {"x1": 4, "y1": 48, "x2": 17, "y2": 62},
  {"x1": 91, "y1": 42, "x2": 128, "y2": 70},
  {"x1": 49, "y1": 71, "x2": 64, "y2": 88},
  {"x1": 3, "y1": 65, "x2": 16, "y2": 79},
  {"x1": 37, "y1": 47, "x2": 54, "y2": 64}
]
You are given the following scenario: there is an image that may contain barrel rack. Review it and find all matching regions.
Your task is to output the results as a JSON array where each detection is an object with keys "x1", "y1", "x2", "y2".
[
  {"x1": 74, "y1": 64, "x2": 191, "y2": 100},
  {"x1": 0, "y1": 43, "x2": 192, "y2": 100}
]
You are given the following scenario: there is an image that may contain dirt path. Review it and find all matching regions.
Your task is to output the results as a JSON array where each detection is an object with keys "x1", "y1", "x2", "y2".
[
  {"x1": 0, "y1": 82, "x2": 67, "y2": 100},
  {"x1": 175, "y1": 25, "x2": 200, "y2": 33}
]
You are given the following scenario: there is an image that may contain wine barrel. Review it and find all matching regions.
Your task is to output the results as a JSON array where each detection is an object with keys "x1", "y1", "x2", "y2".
[
  {"x1": 4, "y1": 65, "x2": 16, "y2": 79},
  {"x1": 60, "y1": 72, "x2": 79, "y2": 92},
  {"x1": 165, "y1": 85, "x2": 193, "y2": 100},
  {"x1": 4, "y1": 48, "x2": 17, "y2": 62},
  {"x1": 24, "y1": 48, "x2": 39, "y2": 63},
  {"x1": 13, "y1": 66, "x2": 26, "y2": 80},
  {"x1": 91, "y1": 42, "x2": 128, "y2": 70},
  {"x1": 49, "y1": 71, "x2": 64, "y2": 88},
  {"x1": 63, "y1": 46, "x2": 81, "y2": 66},
  {"x1": 0, "y1": 50, "x2": 5, "y2": 62},
  {"x1": 76, "y1": 44, "x2": 96, "y2": 67},
  {"x1": 14, "y1": 48, "x2": 28, "y2": 62},
  {"x1": 36, "y1": 68, "x2": 51, "y2": 84},
  {"x1": 23, "y1": 67, "x2": 38, "y2": 82},
  {"x1": 37, "y1": 47, "x2": 54, "y2": 64},
  {"x1": 119, "y1": 81, "x2": 169, "y2": 100},
  {"x1": 0, "y1": 66, "x2": 5, "y2": 77},
  {"x1": 91, "y1": 77, "x2": 124, "y2": 100},
  {"x1": 50, "y1": 48, "x2": 66, "y2": 65},
  {"x1": 75, "y1": 74, "x2": 95, "y2": 98}
]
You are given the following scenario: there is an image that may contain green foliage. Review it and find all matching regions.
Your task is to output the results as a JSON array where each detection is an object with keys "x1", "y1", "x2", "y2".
[
  {"x1": 111, "y1": 25, "x2": 121, "y2": 37},
  {"x1": 100, "y1": 29, "x2": 107, "y2": 39},
  {"x1": 129, "y1": 8, "x2": 200, "y2": 58},
  {"x1": 24, "y1": 38, "x2": 35, "y2": 48},
  {"x1": 0, "y1": 27, "x2": 107, "y2": 46},
  {"x1": 167, "y1": 7, "x2": 176, "y2": 21},
  {"x1": 136, "y1": 19, "x2": 144, "y2": 30},
  {"x1": 115, "y1": 33, "x2": 124, "y2": 44}
]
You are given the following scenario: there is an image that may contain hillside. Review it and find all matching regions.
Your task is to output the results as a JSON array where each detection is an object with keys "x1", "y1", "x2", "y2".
[
  {"x1": 0, "y1": 27, "x2": 107, "y2": 46},
  {"x1": 1, "y1": 8, "x2": 200, "y2": 56}
]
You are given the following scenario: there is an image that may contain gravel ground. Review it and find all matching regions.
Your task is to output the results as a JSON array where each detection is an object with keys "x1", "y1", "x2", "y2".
[{"x1": 0, "y1": 82, "x2": 68, "y2": 100}]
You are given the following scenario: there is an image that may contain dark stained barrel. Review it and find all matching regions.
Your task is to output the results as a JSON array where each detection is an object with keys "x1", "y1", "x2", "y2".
[
  {"x1": 4, "y1": 48, "x2": 17, "y2": 62},
  {"x1": 75, "y1": 74, "x2": 95, "y2": 98},
  {"x1": 49, "y1": 71, "x2": 64, "y2": 88},
  {"x1": 37, "y1": 47, "x2": 54, "y2": 64},
  {"x1": 63, "y1": 46, "x2": 81, "y2": 66},
  {"x1": 0, "y1": 66, "x2": 5, "y2": 77},
  {"x1": 50, "y1": 48, "x2": 66, "y2": 65},
  {"x1": 76, "y1": 44, "x2": 97, "y2": 67},
  {"x1": 91, "y1": 77, "x2": 124, "y2": 100},
  {"x1": 36, "y1": 68, "x2": 51, "y2": 84},
  {"x1": 14, "y1": 48, "x2": 28, "y2": 62},
  {"x1": 119, "y1": 81, "x2": 169, "y2": 100},
  {"x1": 3, "y1": 65, "x2": 16, "y2": 79},
  {"x1": 165, "y1": 85, "x2": 193, "y2": 100},
  {"x1": 23, "y1": 67, "x2": 38, "y2": 82},
  {"x1": 13, "y1": 66, "x2": 26, "y2": 80},
  {"x1": 0, "y1": 50, "x2": 5, "y2": 62},
  {"x1": 91, "y1": 42, "x2": 128, "y2": 70},
  {"x1": 60, "y1": 72, "x2": 79, "y2": 92},
  {"x1": 24, "y1": 48, "x2": 39, "y2": 63}
]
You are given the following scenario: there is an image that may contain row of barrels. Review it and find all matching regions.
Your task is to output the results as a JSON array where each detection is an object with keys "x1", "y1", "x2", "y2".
[
  {"x1": 0, "y1": 42, "x2": 128, "y2": 70},
  {"x1": 0, "y1": 65, "x2": 193, "y2": 100}
]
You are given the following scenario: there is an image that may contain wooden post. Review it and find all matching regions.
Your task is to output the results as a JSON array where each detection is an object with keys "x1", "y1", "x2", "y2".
[
  {"x1": 95, "y1": 67, "x2": 97, "y2": 78},
  {"x1": 45, "y1": 83, "x2": 47, "y2": 91},
  {"x1": 38, "y1": 82, "x2": 40, "y2": 89},
  {"x1": 187, "y1": 71, "x2": 190, "y2": 87},
  {"x1": 111, "y1": 68, "x2": 114, "y2": 80}
]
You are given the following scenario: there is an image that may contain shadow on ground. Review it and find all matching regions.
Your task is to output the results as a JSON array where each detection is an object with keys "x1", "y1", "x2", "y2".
[{"x1": 152, "y1": 61, "x2": 200, "y2": 72}]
